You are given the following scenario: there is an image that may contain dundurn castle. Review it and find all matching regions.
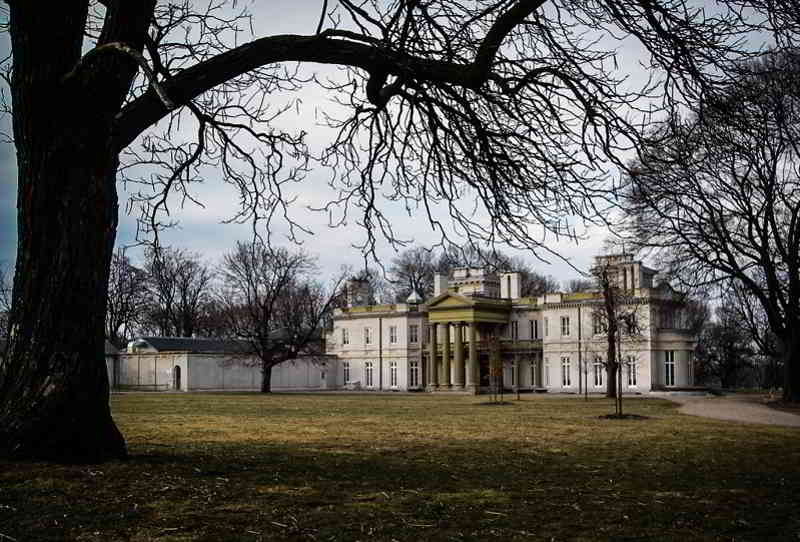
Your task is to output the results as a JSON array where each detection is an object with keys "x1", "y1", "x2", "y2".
[
  {"x1": 328, "y1": 253, "x2": 695, "y2": 394},
  {"x1": 109, "y1": 253, "x2": 696, "y2": 393}
]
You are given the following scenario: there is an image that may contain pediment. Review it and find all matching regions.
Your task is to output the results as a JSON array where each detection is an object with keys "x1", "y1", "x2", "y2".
[{"x1": 426, "y1": 292, "x2": 476, "y2": 310}]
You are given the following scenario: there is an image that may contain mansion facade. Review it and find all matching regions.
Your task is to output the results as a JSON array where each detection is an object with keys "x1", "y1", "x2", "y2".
[{"x1": 327, "y1": 254, "x2": 697, "y2": 394}]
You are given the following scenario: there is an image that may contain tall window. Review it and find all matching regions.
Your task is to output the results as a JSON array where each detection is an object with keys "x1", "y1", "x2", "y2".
[
  {"x1": 544, "y1": 358, "x2": 550, "y2": 386},
  {"x1": 364, "y1": 327, "x2": 372, "y2": 345},
  {"x1": 544, "y1": 317, "x2": 549, "y2": 337},
  {"x1": 365, "y1": 361, "x2": 374, "y2": 387},
  {"x1": 561, "y1": 356, "x2": 571, "y2": 387},
  {"x1": 390, "y1": 361, "x2": 398, "y2": 387},
  {"x1": 409, "y1": 361, "x2": 419, "y2": 387},
  {"x1": 389, "y1": 325, "x2": 398, "y2": 344},
  {"x1": 409, "y1": 324, "x2": 419, "y2": 344},
  {"x1": 627, "y1": 355, "x2": 637, "y2": 387},
  {"x1": 665, "y1": 350, "x2": 675, "y2": 386},
  {"x1": 343, "y1": 361, "x2": 350, "y2": 383},
  {"x1": 593, "y1": 356, "x2": 604, "y2": 387},
  {"x1": 510, "y1": 360, "x2": 516, "y2": 386},
  {"x1": 560, "y1": 316, "x2": 570, "y2": 336},
  {"x1": 510, "y1": 321, "x2": 519, "y2": 340},
  {"x1": 530, "y1": 319, "x2": 539, "y2": 340},
  {"x1": 593, "y1": 315, "x2": 606, "y2": 335},
  {"x1": 342, "y1": 328, "x2": 349, "y2": 345}
]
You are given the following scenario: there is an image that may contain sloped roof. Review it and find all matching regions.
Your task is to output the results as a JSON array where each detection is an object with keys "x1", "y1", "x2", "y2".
[{"x1": 135, "y1": 336, "x2": 253, "y2": 354}]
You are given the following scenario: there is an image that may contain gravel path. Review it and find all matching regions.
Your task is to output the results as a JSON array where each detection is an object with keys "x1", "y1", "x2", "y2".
[{"x1": 666, "y1": 393, "x2": 800, "y2": 427}]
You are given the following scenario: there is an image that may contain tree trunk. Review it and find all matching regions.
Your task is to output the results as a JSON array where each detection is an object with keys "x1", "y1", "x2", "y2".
[
  {"x1": 0, "y1": 135, "x2": 126, "y2": 462},
  {"x1": 0, "y1": 2, "x2": 131, "y2": 462},
  {"x1": 606, "y1": 363, "x2": 618, "y2": 399},
  {"x1": 781, "y1": 332, "x2": 800, "y2": 402},
  {"x1": 261, "y1": 361, "x2": 273, "y2": 393}
]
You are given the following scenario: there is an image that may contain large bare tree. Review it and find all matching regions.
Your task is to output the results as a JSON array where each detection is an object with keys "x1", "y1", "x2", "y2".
[
  {"x1": 694, "y1": 291, "x2": 755, "y2": 388},
  {"x1": 141, "y1": 246, "x2": 213, "y2": 338},
  {"x1": 0, "y1": 0, "x2": 742, "y2": 461},
  {"x1": 622, "y1": 50, "x2": 800, "y2": 401},
  {"x1": 389, "y1": 246, "x2": 438, "y2": 301},
  {"x1": 219, "y1": 242, "x2": 343, "y2": 393}
]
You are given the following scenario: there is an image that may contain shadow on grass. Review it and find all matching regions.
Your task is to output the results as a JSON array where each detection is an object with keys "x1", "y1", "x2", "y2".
[{"x1": 1, "y1": 395, "x2": 798, "y2": 541}]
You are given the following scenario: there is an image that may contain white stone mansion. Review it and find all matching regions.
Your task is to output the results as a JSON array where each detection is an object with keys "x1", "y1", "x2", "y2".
[{"x1": 328, "y1": 254, "x2": 696, "y2": 394}]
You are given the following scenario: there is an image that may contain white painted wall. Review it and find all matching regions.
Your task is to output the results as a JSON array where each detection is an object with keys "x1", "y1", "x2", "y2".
[
  {"x1": 115, "y1": 353, "x2": 187, "y2": 391},
  {"x1": 114, "y1": 352, "x2": 337, "y2": 392}
]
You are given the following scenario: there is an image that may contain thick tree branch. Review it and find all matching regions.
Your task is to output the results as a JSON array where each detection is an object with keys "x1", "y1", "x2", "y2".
[{"x1": 113, "y1": 32, "x2": 500, "y2": 151}]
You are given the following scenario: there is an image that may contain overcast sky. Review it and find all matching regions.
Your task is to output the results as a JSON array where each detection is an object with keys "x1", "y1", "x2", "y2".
[{"x1": 0, "y1": 1, "x2": 766, "y2": 286}]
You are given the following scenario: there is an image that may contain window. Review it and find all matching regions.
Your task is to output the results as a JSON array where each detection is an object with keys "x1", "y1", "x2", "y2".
[
  {"x1": 342, "y1": 328, "x2": 349, "y2": 345},
  {"x1": 510, "y1": 321, "x2": 519, "y2": 340},
  {"x1": 544, "y1": 358, "x2": 551, "y2": 386},
  {"x1": 544, "y1": 317, "x2": 549, "y2": 337},
  {"x1": 389, "y1": 325, "x2": 398, "y2": 344},
  {"x1": 409, "y1": 324, "x2": 419, "y2": 343},
  {"x1": 530, "y1": 319, "x2": 539, "y2": 340},
  {"x1": 365, "y1": 361, "x2": 374, "y2": 387},
  {"x1": 593, "y1": 356, "x2": 604, "y2": 387},
  {"x1": 390, "y1": 361, "x2": 398, "y2": 387},
  {"x1": 343, "y1": 361, "x2": 350, "y2": 383},
  {"x1": 364, "y1": 327, "x2": 372, "y2": 345},
  {"x1": 409, "y1": 361, "x2": 420, "y2": 387},
  {"x1": 510, "y1": 361, "x2": 516, "y2": 387},
  {"x1": 665, "y1": 350, "x2": 675, "y2": 386},
  {"x1": 561, "y1": 356, "x2": 571, "y2": 387},
  {"x1": 593, "y1": 315, "x2": 606, "y2": 335},
  {"x1": 627, "y1": 355, "x2": 637, "y2": 387},
  {"x1": 560, "y1": 316, "x2": 570, "y2": 336}
]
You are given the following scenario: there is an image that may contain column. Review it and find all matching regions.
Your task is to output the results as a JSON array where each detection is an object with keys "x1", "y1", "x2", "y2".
[
  {"x1": 428, "y1": 323, "x2": 439, "y2": 390},
  {"x1": 441, "y1": 322, "x2": 451, "y2": 388},
  {"x1": 466, "y1": 322, "x2": 478, "y2": 394},
  {"x1": 453, "y1": 322, "x2": 465, "y2": 389}
]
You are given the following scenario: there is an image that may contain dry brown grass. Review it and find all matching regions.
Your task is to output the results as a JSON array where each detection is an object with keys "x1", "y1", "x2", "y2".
[{"x1": 1, "y1": 393, "x2": 799, "y2": 541}]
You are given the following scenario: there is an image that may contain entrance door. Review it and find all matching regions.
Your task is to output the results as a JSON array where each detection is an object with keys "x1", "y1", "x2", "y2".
[{"x1": 173, "y1": 365, "x2": 181, "y2": 391}]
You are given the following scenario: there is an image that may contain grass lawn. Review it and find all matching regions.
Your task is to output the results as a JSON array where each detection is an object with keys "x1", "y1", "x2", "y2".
[{"x1": 1, "y1": 393, "x2": 799, "y2": 541}]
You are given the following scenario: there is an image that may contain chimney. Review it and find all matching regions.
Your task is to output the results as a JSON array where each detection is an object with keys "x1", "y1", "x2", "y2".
[
  {"x1": 433, "y1": 273, "x2": 448, "y2": 297},
  {"x1": 500, "y1": 272, "x2": 521, "y2": 299}
]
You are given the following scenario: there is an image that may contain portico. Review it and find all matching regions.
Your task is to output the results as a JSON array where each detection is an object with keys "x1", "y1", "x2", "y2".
[{"x1": 425, "y1": 293, "x2": 511, "y2": 394}]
